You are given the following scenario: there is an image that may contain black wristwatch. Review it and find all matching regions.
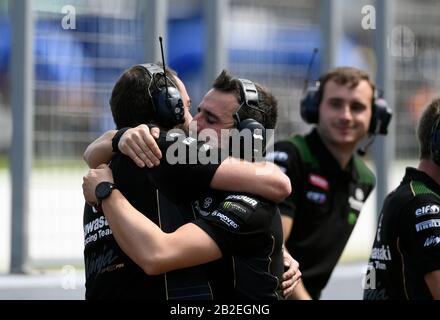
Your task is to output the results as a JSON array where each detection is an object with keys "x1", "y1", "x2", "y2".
[{"x1": 95, "y1": 182, "x2": 117, "y2": 204}]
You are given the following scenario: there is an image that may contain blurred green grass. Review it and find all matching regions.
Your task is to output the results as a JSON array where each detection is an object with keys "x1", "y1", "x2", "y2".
[
  {"x1": 0, "y1": 154, "x2": 87, "y2": 170},
  {"x1": 0, "y1": 154, "x2": 8, "y2": 169}
]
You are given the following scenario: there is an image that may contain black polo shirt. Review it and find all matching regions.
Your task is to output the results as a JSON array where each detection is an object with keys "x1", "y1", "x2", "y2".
[
  {"x1": 364, "y1": 167, "x2": 440, "y2": 300},
  {"x1": 267, "y1": 129, "x2": 375, "y2": 299},
  {"x1": 192, "y1": 192, "x2": 285, "y2": 300},
  {"x1": 83, "y1": 131, "x2": 223, "y2": 300},
  {"x1": 150, "y1": 133, "x2": 285, "y2": 299}
]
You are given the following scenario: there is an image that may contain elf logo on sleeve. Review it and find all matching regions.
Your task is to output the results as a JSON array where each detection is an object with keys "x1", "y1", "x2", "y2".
[
  {"x1": 415, "y1": 204, "x2": 440, "y2": 217},
  {"x1": 308, "y1": 174, "x2": 329, "y2": 191}
]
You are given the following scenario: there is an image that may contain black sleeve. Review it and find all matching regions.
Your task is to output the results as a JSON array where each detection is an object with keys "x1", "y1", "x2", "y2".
[
  {"x1": 193, "y1": 194, "x2": 275, "y2": 255},
  {"x1": 403, "y1": 195, "x2": 440, "y2": 275},
  {"x1": 145, "y1": 132, "x2": 228, "y2": 204},
  {"x1": 266, "y1": 140, "x2": 303, "y2": 220}
]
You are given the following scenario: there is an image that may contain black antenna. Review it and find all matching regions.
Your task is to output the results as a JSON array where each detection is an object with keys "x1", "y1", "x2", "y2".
[
  {"x1": 302, "y1": 48, "x2": 319, "y2": 93},
  {"x1": 159, "y1": 36, "x2": 169, "y2": 97}
]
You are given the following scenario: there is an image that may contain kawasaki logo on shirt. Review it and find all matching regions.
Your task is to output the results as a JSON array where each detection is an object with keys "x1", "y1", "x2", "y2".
[{"x1": 371, "y1": 245, "x2": 392, "y2": 261}]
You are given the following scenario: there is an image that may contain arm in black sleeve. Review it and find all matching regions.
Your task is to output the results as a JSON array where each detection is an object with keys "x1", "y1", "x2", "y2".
[
  {"x1": 145, "y1": 132, "x2": 227, "y2": 203},
  {"x1": 405, "y1": 195, "x2": 440, "y2": 275},
  {"x1": 266, "y1": 141, "x2": 304, "y2": 220}
]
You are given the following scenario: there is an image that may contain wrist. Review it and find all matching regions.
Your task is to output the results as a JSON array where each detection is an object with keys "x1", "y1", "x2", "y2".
[
  {"x1": 101, "y1": 189, "x2": 122, "y2": 213},
  {"x1": 112, "y1": 127, "x2": 130, "y2": 153}
]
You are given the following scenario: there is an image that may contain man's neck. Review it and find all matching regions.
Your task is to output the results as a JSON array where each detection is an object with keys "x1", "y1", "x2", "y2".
[
  {"x1": 316, "y1": 130, "x2": 355, "y2": 169},
  {"x1": 418, "y1": 159, "x2": 440, "y2": 186}
]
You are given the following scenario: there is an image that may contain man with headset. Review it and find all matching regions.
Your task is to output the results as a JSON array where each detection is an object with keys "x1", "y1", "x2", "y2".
[
  {"x1": 83, "y1": 64, "x2": 217, "y2": 299},
  {"x1": 83, "y1": 69, "x2": 294, "y2": 299},
  {"x1": 364, "y1": 98, "x2": 440, "y2": 300},
  {"x1": 83, "y1": 65, "x2": 299, "y2": 299},
  {"x1": 266, "y1": 66, "x2": 391, "y2": 299}
]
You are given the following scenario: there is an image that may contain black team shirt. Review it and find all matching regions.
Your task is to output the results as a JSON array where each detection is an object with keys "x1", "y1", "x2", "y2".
[
  {"x1": 150, "y1": 132, "x2": 285, "y2": 299},
  {"x1": 192, "y1": 191, "x2": 284, "y2": 299},
  {"x1": 268, "y1": 129, "x2": 375, "y2": 299},
  {"x1": 83, "y1": 132, "x2": 221, "y2": 299},
  {"x1": 83, "y1": 131, "x2": 284, "y2": 299},
  {"x1": 364, "y1": 168, "x2": 440, "y2": 300}
]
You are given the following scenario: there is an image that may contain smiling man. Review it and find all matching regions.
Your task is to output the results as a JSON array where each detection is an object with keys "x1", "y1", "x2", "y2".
[{"x1": 267, "y1": 67, "x2": 377, "y2": 299}]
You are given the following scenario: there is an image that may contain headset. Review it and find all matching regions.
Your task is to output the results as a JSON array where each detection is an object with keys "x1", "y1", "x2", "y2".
[
  {"x1": 136, "y1": 38, "x2": 185, "y2": 129},
  {"x1": 300, "y1": 81, "x2": 392, "y2": 135},
  {"x1": 137, "y1": 63, "x2": 185, "y2": 129},
  {"x1": 230, "y1": 78, "x2": 267, "y2": 159},
  {"x1": 430, "y1": 113, "x2": 440, "y2": 166}
]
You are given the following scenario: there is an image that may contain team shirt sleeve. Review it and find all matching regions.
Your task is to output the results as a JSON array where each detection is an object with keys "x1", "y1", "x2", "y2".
[
  {"x1": 266, "y1": 141, "x2": 302, "y2": 219},
  {"x1": 405, "y1": 194, "x2": 440, "y2": 275},
  {"x1": 193, "y1": 194, "x2": 274, "y2": 255},
  {"x1": 145, "y1": 132, "x2": 228, "y2": 203}
]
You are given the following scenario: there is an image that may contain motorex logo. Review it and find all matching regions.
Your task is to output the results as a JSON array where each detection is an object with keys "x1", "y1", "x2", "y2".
[{"x1": 415, "y1": 219, "x2": 440, "y2": 232}]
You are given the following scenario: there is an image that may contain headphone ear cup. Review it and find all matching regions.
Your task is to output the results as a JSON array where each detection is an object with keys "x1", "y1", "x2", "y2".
[
  {"x1": 369, "y1": 97, "x2": 392, "y2": 135},
  {"x1": 152, "y1": 86, "x2": 185, "y2": 128},
  {"x1": 141, "y1": 63, "x2": 185, "y2": 129},
  {"x1": 236, "y1": 118, "x2": 265, "y2": 132},
  {"x1": 300, "y1": 86, "x2": 320, "y2": 124},
  {"x1": 235, "y1": 118, "x2": 266, "y2": 158}
]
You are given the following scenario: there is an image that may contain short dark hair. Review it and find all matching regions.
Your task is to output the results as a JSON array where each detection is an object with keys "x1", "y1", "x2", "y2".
[
  {"x1": 110, "y1": 64, "x2": 177, "y2": 129},
  {"x1": 417, "y1": 97, "x2": 440, "y2": 160},
  {"x1": 317, "y1": 67, "x2": 375, "y2": 106},
  {"x1": 212, "y1": 70, "x2": 278, "y2": 129}
]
